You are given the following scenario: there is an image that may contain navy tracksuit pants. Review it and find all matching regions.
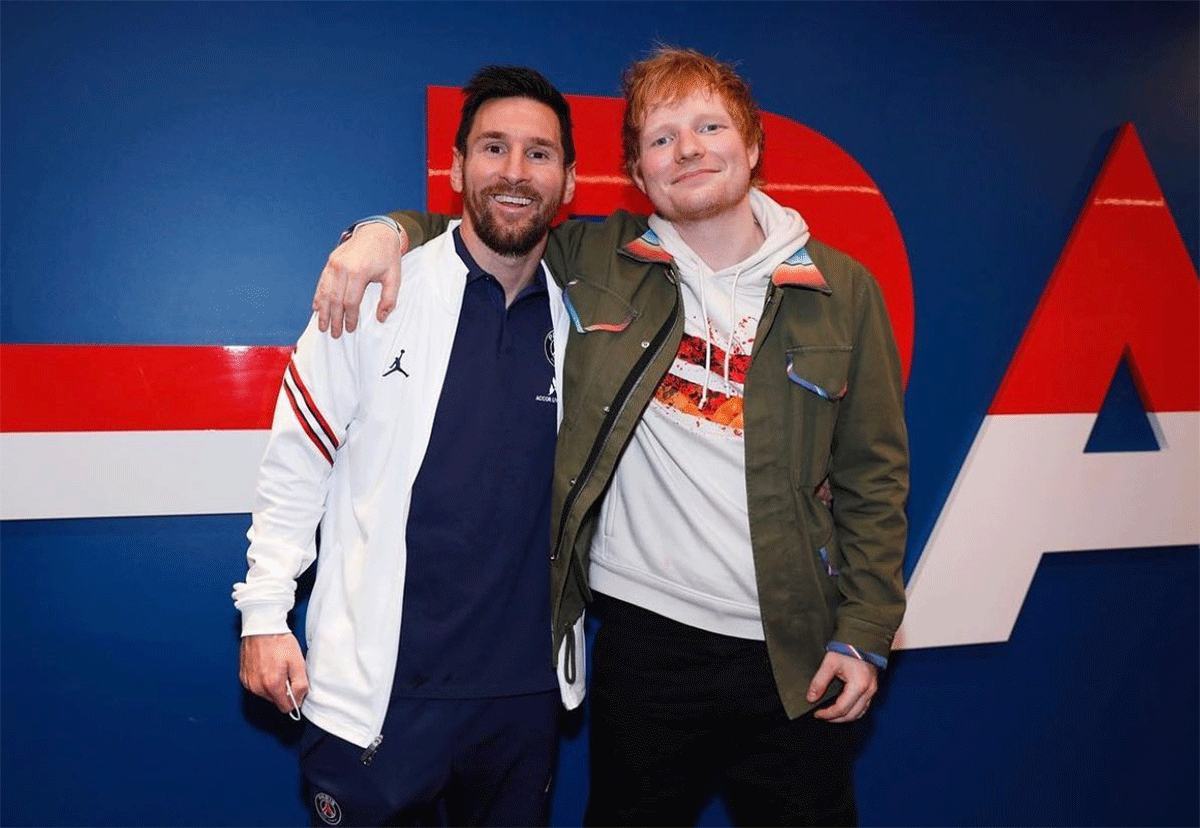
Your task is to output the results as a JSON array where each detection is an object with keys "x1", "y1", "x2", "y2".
[{"x1": 301, "y1": 692, "x2": 560, "y2": 827}]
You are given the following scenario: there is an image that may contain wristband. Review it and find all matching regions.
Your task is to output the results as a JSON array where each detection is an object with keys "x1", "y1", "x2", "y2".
[{"x1": 339, "y1": 215, "x2": 406, "y2": 247}]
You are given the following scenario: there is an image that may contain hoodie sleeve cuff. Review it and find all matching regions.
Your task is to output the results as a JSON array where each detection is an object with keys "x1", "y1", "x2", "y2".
[
  {"x1": 826, "y1": 640, "x2": 888, "y2": 670},
  {"x1": 237, "y1": 604, "x2": 292, "y2": 638},
  {"x1": 340, "y1": 215, "x2": 407, "y2": 247}
]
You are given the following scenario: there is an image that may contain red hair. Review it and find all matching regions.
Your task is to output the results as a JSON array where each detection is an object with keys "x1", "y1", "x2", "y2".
[{"x1": 621, "y1": 46, "x2": 765, "y2": 182}]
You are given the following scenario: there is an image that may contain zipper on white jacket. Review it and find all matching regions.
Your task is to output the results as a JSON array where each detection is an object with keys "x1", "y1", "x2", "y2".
[{"x1": 360, "y1": 735, "x2": 383, "y2": 766}]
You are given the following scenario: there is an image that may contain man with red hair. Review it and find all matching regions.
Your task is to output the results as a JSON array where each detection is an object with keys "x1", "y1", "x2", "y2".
[{"x1": 315, "y1": 47, "x2": 908, "y2": 827}]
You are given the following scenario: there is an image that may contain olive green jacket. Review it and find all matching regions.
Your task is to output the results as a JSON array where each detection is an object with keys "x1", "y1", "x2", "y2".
[{"x1": 394, "y1": 210, "x2": 908, "y2": 718}]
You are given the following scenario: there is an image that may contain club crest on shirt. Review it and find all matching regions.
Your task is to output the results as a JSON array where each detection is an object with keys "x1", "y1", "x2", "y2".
[
  {"x1": 314, "y1": 792, "x2": 342, "y2": 825},
  {"x1": 544, "y1": 330, "x2": 554, "y2": 366}
]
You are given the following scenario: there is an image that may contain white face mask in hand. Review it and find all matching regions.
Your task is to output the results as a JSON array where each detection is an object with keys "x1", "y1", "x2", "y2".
[{"x1": 285, "y1": 678, "x2": 302, "y2": 721}]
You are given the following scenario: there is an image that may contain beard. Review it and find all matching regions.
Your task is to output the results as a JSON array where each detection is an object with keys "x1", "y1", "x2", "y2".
[{"x1": 464, "y1": 182, "x2": 564, "y2": 257}]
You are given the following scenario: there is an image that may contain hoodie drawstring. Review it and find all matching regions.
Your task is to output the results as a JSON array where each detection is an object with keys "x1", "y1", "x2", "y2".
[
  {"x1": 698, "y1": 266, "x2": 743, "y2": 409},
  {"x1": 697, "y1": 269, "x2": 713, "y2": 410},
  {"x1": 725, "y1": 268, "x2": 743, "y2": 394}
]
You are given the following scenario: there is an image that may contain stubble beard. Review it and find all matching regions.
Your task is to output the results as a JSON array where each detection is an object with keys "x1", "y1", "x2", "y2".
[
  {"x1": 466, "y1": 183, "x2": 563, "y2": 258},
  {"x1": 657, "y1": 177, "x2": 752, "y2": 226}
]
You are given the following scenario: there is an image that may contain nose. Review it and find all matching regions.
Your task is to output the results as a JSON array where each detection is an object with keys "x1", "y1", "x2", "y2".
[
  {"x1": 676, "y1": 131, "x2": 703, "y2": 162},
  {"x1": 501, "y1": 151, "x2": 530, "y2": 183}
]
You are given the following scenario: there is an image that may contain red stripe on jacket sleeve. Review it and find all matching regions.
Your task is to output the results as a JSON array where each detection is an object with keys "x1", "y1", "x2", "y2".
[
  {"x1": 287, "y1": 361, "x2": 340, "y2": 450},
  {"x1": 283, "y1": 379, "x2": 334, "y2": 466}
]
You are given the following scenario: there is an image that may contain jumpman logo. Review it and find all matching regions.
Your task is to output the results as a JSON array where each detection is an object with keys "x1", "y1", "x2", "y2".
[{"x1": 382, "y1": 351, "x2": 409, "y2": 378}]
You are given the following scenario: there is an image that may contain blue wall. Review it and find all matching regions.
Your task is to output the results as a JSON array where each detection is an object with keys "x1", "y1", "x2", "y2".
[{"x1": 3, "y1": 2, "x2": 1197, "y2": 826}]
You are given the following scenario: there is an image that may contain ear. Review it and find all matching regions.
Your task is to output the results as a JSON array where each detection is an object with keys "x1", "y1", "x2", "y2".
[
  {"x1": 450, "y1": 149, "x2": 465, "y2": 194},
  {"x1": 747, "y1": 141, "x2": 760, "y2": 174},
  {"x1": 563, "y1": 163, "x2": 577, "y2": 205},
  {"x1": 630, "y1": 159, "x2": 646, "y2": 195}
]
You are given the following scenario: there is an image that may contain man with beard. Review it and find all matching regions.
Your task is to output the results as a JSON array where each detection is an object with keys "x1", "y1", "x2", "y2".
[{"x1": 233, "y1": 65, "x2": 579, "y2": 827}]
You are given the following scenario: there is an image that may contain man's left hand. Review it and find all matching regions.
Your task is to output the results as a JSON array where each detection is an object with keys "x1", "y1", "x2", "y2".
[{"x1": 807, "y1": 651, "x2": 878, "y2": 723}]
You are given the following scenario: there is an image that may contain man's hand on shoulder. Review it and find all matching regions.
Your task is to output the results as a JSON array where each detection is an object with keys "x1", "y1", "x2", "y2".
[
  {"x1": 314, "y1": 221, "x2": 407, "y2": 338},
  {"x1": 239, "y1": 632, "x2": 308, "y2": 717}
]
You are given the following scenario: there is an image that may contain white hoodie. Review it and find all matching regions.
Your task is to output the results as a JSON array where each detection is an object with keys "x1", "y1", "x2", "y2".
[{"x1": 589, "y1": 189, "x2": 811, "y2": 639}]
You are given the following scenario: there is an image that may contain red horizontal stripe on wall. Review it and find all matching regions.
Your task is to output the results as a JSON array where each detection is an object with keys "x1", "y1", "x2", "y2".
[{"x1": 0, "y1": 344, "x2": 293, "y2": 432}]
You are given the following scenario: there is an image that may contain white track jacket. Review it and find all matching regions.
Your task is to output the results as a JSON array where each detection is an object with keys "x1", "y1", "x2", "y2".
[{"x1": 233, "y1": 225, "x2": 583, "y2": 750}]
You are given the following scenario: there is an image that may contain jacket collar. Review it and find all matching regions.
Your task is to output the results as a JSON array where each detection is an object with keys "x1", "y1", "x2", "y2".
[
  {"x1": 772, "y1": 245, "x2": 832, "y2": 294},
  {"x1": 453, "y1": 226, "x2": 548, "y2": 297},
  {"x1": 618, "y1": 227, "x2": 674, "y2": 265},
  {"x1": 618, "y1": 228, "x2": 832, "y2": 294}
]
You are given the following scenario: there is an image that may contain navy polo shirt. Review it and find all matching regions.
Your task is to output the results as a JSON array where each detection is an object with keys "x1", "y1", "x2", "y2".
[{"x1": 393, "y1": 229, "x2": 558, "y2": 699}]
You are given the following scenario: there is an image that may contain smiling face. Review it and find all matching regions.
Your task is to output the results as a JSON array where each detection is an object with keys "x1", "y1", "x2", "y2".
[
  {"x1": 452, "y1": 96, "x2": 576, "y2": 258},
  {"x1": 630, "y1": 89, "x2": 758, "y2": 226}
]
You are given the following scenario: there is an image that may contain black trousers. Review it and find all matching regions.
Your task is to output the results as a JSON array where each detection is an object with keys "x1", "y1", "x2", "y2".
[{"x1": 584, "y1": 594, "x2": 860, "y2": 828}]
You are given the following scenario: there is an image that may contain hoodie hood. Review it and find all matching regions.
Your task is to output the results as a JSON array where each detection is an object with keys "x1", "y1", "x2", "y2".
[
  {"x1": 644, "y1": 188, "x2": 812, "y2": 407},
  {"x1": 646, "y1": 188, "x2": 811, "y2": 284}
]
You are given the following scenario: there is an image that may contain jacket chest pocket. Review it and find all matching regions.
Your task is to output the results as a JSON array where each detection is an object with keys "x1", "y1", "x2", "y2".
[
  {"x1": 785, "y1": 344, "x2": 851, "y2": 488},
  {"x1": 558, "y1": 273, "x2": 641, "y2": 425}
]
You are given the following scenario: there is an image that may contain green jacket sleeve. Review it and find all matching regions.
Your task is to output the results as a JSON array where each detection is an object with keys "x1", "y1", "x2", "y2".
[
  {"x1": 387, "y1": 211, "x2": 455, "y2": 250},
  {"x1": 383, "y1": 213, "x2": 619, "y2": 291}
]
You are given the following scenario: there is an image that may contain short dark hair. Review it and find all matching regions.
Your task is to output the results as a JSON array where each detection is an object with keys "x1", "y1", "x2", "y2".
[{"x1": 455, "y1": 65, "x2": 576, "y2": 167}]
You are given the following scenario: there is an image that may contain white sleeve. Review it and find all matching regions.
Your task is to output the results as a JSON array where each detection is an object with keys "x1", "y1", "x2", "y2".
[{"x1": 232, "y1": 313, "x2": 361, "y2": 636}]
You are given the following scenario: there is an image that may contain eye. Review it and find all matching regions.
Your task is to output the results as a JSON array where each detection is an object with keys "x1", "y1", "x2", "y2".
[
  {"x1": 648, "y1": 134, "x2": 672, "y2": 148},
  {"x1": 528, "y1": 148, "x2": 552, "y2": 161},
  {"x1": 483, "y1": 143, "x2": 506, "y2": 155},
  {"x1": 699, "y1": 123, "x2": 724, "y2": 134}
]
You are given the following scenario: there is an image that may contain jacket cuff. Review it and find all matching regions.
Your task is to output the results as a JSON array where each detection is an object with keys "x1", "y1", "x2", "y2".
[{"x1": 237, "y1": 604, "x2": 292, "y2": 638}]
